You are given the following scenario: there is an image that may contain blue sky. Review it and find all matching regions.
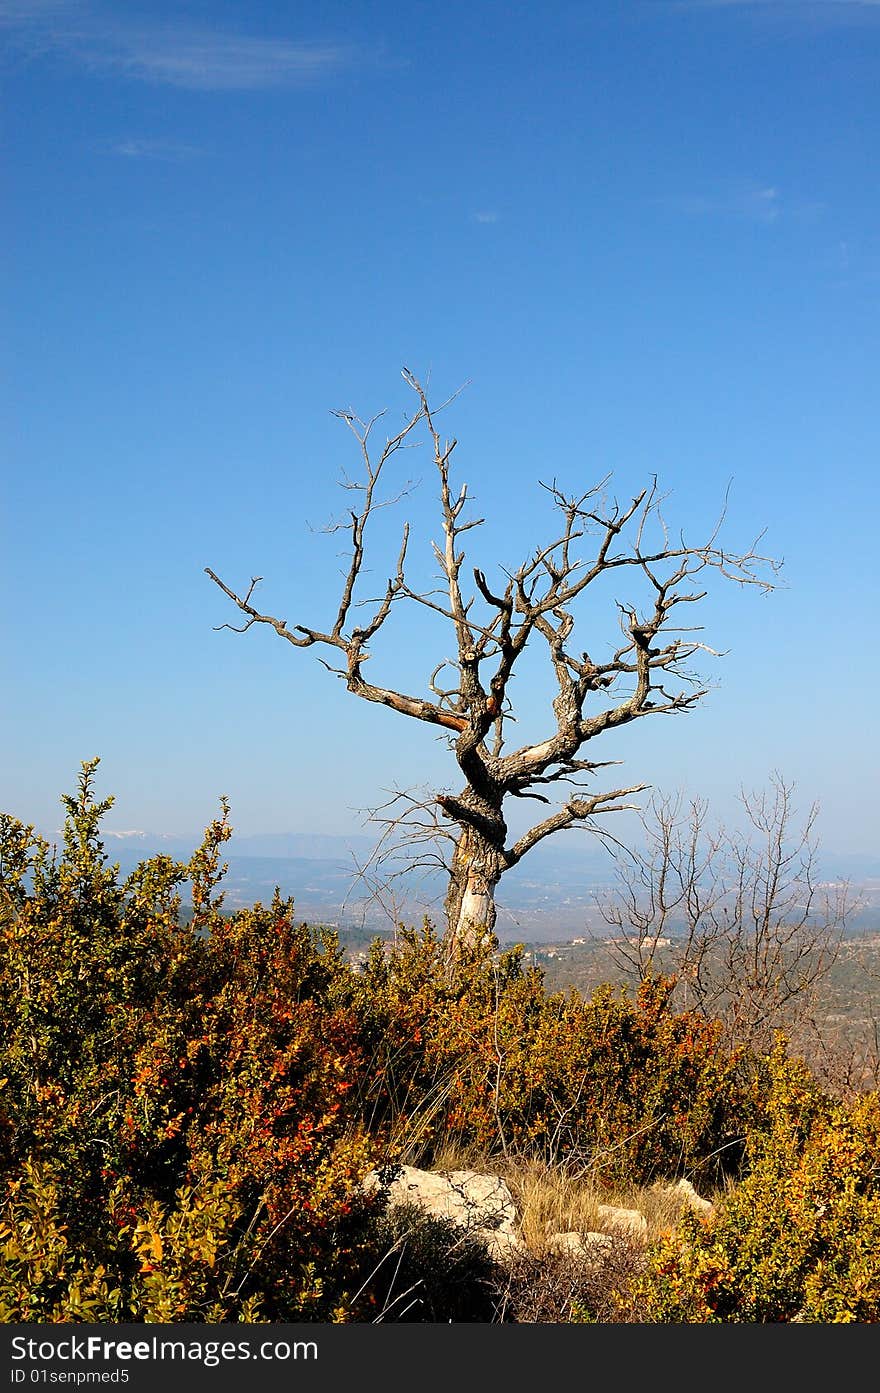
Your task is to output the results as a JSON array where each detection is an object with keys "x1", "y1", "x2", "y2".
[{"x1": 3, "y1": 0, "x2": 878, "y2": 862}]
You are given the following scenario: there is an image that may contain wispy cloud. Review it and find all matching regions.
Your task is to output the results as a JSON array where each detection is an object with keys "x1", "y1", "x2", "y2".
[
  {"x1": 674, "y1": 184, "x2": 784, "y2": 222},
  {"x1": 665, "y1": 181, "x2": 827, "y2": 225},
  {"x1": 0, "y1": 3, "x2": 367, "y2": 91},
  {"x1": 96, "y1": 33, "x2": 361, "y2": 92},
  {"x1": 109, "y1": 137, "x2": 204, "y2": 161},
  {"x1": 662, "y1": 182, "x2": 796, "y2": 222},
  {"x1": 472, "y1": 210, "x2": 499, "y2": 224}
]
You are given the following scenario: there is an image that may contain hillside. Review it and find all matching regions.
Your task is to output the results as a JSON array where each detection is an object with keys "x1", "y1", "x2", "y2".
[{"x1": 3, "y1": 770, "x2": 879, "y2": 1323}]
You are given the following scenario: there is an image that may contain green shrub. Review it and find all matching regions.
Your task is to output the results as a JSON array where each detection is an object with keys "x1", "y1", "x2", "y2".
[
  {"x1": 637, "y1": 1049, "x2": 880, "y2": 1322},
  {"x1": 0, "y1": 763, "x2": 383, "y2": 1321},
  {"x1": 350, "y1": 932, "x2": 752, "y2": 1186},
  {"x1": 5, "y1": 764, "x2": 871, "y2": 1323}
]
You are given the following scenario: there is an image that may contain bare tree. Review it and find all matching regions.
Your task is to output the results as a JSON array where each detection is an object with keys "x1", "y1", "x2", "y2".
[
  {"x1": 600, "y1": 774, "x2": 849, "y2": 1050},
  {"x1": 599, "y1": 790, "x2": 728, "y2": 988},
  {"x1": 206, "y1": 369, "x2": 779, "y2": 960}
]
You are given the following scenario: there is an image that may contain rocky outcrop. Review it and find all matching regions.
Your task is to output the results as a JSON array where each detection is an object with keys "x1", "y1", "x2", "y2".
[
  {"x1": 596, "y1": 1204, "x2": 649, "y2": 1239},
  {"x1": 363, "y1": 1165, "x2": 526, "y2": 1260},
  {"x1": 546, "y1": 1231, "x2": 614, "y2": 1262},
  {"x1": 364, "y1": 1165, "x2": 714, "y2": 1266},
  {"x1": 652, "y1": 1178, "x2": 715, "y2": 1218}
]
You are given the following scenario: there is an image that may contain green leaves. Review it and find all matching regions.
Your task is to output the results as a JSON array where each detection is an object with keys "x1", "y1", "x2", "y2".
[
  {"x1": 636, "y1": 1054, "x2": 880, "y2": 1322},
  {"x1": 2, "y1": 764, "x2": 877, "y2": 1323}
]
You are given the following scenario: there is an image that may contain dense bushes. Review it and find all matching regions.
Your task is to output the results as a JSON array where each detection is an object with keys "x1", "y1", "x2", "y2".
[
  {"x1": 1, "y1": 764, "x2": 878, "y2": 1321},
  {"x1": 347, "y1": 930, "x2": 752, "y2": 1186},
  {"x1": 0, "y1": 764, "x2": 380, "y2": 1321},
  {"x1": 635, "y1": 1050, "x2": 880, "y2": 1322}
]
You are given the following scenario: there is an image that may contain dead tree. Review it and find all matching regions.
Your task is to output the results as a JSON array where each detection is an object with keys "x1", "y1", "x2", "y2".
[
  {"x1": 600, "y1": 775, "x2": 849, "y2": 1051},
  {"x1": 206, "y1": 369, "x2": 779, "y2": 960},
  {"x1": 598, "y1": 790, "x2": 728, "y2": 989}
]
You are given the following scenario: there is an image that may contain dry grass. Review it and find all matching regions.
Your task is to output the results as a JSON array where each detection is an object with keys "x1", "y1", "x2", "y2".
[
  {"x1": 410, "y1": 1148, "x2": 718, "y2": 1253},
  {"x1": 495, "y1": 1159, "x2": 604, "y2": 1252},
  {"x1": 365, "y1": 1148, "x2": 724, "y2": 1322}
]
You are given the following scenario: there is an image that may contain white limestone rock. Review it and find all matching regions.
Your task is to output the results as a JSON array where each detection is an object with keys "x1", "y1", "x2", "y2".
[
  {"x1": 363, "y1": 1165, "x2": 523, "y2": 1258},
  {"x1": 654, "y1": 1178, "x2": 715, "y2": 1218},
  {"x1": 546, "y1": 1230, "x2": 614, "y2": 1261},
  {"x1": 596, "y1": 1204, "x2": 649, "y2": 1239}
]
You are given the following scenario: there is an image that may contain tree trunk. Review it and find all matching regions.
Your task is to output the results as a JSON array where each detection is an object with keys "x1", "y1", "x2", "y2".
[{"x1": 444, "y1": 821, "x2": 507, "y2": 958}]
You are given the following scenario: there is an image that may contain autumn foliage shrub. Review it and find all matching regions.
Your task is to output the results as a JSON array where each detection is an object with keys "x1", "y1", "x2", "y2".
[
  {"x1": 636, "y1": 1049, "x2": 880, "y2": 1322},
  {"x1": 348, "y1": 929, "x2": 752, "y2": 1187},
  {"x1": 2, "y1": 763, "x2": 875, "y2": 1322},
  {"x1": 0, "y1": 763, "x2": 381, "y2": 1321}
]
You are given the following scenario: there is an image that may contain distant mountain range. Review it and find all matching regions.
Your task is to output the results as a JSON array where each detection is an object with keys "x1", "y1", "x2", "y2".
[
  {"x1": 71, "y1": 829, "x2": 379, "y2": 863},
  {"x1": 37, "y1": 827, "x2": 880, "y2": 945},
  {"x1": 72, "y1": 827, "x2": 880, "y2": 881},
  {"x1": 35, "y1": 826, "x2": 620, "y2": 942}
]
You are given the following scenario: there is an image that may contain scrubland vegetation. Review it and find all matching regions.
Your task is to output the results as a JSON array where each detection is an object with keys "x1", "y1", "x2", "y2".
[{"x1": 2, "y1": 762, "x2": 878, "y2": 1323}]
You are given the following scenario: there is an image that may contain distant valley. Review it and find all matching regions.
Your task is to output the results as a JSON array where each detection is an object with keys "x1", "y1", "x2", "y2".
[{"x1": 41, "y1": 827, "x2": 880, "y2": 946}]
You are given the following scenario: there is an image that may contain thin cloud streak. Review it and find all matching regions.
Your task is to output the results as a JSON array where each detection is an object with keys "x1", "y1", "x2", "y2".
[
  {"x1": 98, "y1": 33, "x2": 361, "y2": 92},
  {"x1": 109, "y1": 138, "x2": 205, "y2": 161},
  {"x1": 667, "y1": 184, "x2": 785, "y2": 223},
  {"x1": 0, "y1": 4, "x2": 367, "y2": 91}
]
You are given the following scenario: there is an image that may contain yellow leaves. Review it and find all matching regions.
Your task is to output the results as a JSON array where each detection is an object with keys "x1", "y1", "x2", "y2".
[
  {"x1": 133, "y1": 1220, "x2": 164, "y2": 1267},
  {"x1": 637, "y1": 1082, "x2": 880, "y2": 1322}
]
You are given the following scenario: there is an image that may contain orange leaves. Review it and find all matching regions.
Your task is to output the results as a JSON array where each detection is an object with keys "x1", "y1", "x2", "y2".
[
  {"x1": 345, "y1": 935, "x2": 748, "y2": 1185},
  {"x1": 5, "y1": 775, "x2": 830, "y2": 1321}
]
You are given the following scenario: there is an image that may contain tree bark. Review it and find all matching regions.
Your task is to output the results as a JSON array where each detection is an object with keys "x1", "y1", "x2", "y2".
[{"x1": 441, "y1": 791, "x2": 508, "y2": 956}]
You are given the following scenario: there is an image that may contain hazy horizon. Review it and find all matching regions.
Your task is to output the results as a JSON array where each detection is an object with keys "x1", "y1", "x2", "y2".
[{"x1": 28, "y1": 818, "x2": 880, "y2": 885}]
